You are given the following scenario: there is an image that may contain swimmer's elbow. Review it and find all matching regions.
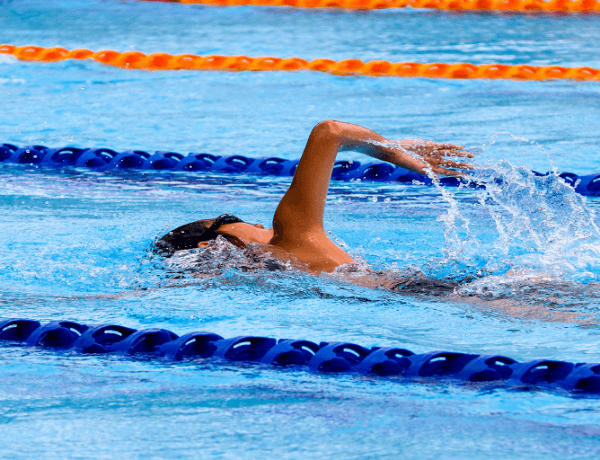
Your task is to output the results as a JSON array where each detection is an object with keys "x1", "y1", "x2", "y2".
[{"x1": 312, "y1": 120, "x2": 344, "y2": 139}]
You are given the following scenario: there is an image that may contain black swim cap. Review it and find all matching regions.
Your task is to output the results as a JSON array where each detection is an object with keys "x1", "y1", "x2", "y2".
[{"x1": 154, "y1": 214, "x2": 244, "y2": 256}]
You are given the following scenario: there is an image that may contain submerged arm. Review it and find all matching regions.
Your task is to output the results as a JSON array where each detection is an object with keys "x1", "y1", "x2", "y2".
[{"x1": 272, "y1": 120, "x2": 471, "y2": 240}]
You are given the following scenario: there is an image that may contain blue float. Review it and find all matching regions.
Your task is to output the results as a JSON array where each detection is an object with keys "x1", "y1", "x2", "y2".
[
  {"x1": 260, "y1": 339, "x2": 320, "y2": 366},
  {"x1": 109, "y1": 328, "x2": 179, "y2": 355},
  {"x1": 354, "y1": 347, "x2": 414, "y2": 376},
  {"x1": 562, "y1": 364, "x2": 600, "y2": 393},
  {"x1": 3, "y1": 317, "x2": 600, "y2": 395},
  {"x1": 0, "y1": 319, "x2": 42, "y2": 341},
  {"x1": 510, "y1": 359, "x2": 574, "y2": 385},
  {"x1": 72, "y1": 324, "x2": 138, "y2": 354},
  {"x1": 2, "y1": 143, "x2": 599, "y2": 195},
  {"x1": 404, "y1": 351, "x2": 479, "y2": 378},
  {"x1": 24, "y1": 320, "x2": 88, "y2": 348},
  {"x1": 308, "y1": 342, "x2": 373, "y2": 372},
  {"x1": 159, "y1": 331, "x2": 224, "y2": 360},
  {"x1": 456, "y1": 355, "x2": 517, "y2": 382},
  {"x1": 214, "y1": 336, "x2": 277, "y2": 362}
]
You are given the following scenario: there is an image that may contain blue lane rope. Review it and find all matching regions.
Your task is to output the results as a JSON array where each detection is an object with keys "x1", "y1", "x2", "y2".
[
  {"x1": 2, "y1": 318, "x2": 600, "y2": 395},
  {"x1": 2, "y1": 143, "x2": 600, "y2": 195}
]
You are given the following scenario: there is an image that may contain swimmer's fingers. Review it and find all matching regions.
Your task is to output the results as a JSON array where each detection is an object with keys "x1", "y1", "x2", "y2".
[
  {"x1": 388, "y1": 141, "x2": 474, "y2": 175},
  {"x1": 429, "y1": 143, "x2": 465, "y2": 152},
  {"x1": 423, "y1": 157, "x2": 475, "y2": 176},
  {"x1": 427, "y1": 145, "x2": 474, "y2": 158},
  {"x1": 428, "y1": 166, "x2": 470, "y2": 178},
  {"x1": 430, "y1": 158, "x2": 474, "y2": 170},
  {"x1": 435, "y1": 149, "x2": 474, "y2": 159},
  {"x1": 408, "y1": 144, "x2": 474, "y2": 159}
]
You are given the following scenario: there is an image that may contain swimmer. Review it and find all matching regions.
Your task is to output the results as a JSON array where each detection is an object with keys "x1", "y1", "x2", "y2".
[{"x1": 156, "y1": 120, "x2": 472, "y2": 280}]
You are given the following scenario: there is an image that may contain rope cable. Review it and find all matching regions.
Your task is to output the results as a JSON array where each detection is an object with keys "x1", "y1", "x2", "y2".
[
  {"x1": 2, "y1": 45, "x2": 599, "y2": 81},
  {"x1": 2, "y1": 318, "x2": 600, "y2": 395},
  {"x1": 2, "y1": 143, "x2": 600, "y2": 195},
  {"x1": 139, "y1": 0, "x2": 600, "y2": 13}
]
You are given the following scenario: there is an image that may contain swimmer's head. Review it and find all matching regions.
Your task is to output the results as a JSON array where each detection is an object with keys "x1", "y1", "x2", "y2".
[{"x1": 154, "y1": 214, "x2": 272, "y2": 256}]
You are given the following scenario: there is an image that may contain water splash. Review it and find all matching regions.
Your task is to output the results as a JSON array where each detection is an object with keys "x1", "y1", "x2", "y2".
[
  {"x1": 429, "y1": 136, "x2": 600, "y2": 291},
  {"x1": 162, "y1": 236, "x2": 297, "y2": 275},
  {"x1": 369, "y1": 134, "x2": 600, "y2": 294}
]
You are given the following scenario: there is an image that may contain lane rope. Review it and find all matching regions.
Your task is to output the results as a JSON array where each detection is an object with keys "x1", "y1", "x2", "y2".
[
  {"x1": 1, "y1": 318, "x2": 600, "y2": 395},
  {"x1": 2, "y1": 143, "x2": 599, "y2": 195},
  {"x1": 2, "y1": 45, "x2": 600, "y2": 81},
  {"x1": 139, "y1": 0, "x2": 600, "y2": 13}
]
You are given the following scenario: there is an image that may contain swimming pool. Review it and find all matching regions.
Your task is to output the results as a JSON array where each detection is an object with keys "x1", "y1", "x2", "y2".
[{"x1": 2, "y1": 0, "x2": 600, "y2": 458}]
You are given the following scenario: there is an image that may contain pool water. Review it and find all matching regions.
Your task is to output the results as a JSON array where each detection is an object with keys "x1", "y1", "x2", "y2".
[{"x1": 2, "y1": 0, "x2": 600, "y2": 458}]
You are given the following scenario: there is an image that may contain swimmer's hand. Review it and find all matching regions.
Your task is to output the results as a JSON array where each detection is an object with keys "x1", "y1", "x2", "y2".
[
  {"x1": 324, "y1": 121, "x2": 473, "y2": 177},
  {"x1": 383, "y1": 140, "x2": 473, "y2": 177}
]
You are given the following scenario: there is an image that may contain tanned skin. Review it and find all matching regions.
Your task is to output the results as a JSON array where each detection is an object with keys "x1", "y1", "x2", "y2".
[{"x1": 205, "y1": 120, "x2": 472, "y2": 274}]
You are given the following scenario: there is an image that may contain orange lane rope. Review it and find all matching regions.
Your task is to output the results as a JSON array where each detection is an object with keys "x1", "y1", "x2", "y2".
[
  {"x1": 2, "y1": 45, "x2": 599, "y2": 81},
  {"x1": 140, "y1": 0, "x2": 600, "y2": 12}
]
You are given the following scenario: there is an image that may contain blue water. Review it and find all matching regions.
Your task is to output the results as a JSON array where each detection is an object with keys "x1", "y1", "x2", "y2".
[{"x1": 2, "y1": 0, "x2": 600, "y2": 458}]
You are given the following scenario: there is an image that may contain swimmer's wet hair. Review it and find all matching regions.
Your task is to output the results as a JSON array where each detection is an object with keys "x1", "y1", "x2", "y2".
[{"x1": 154, "y1": 214, "x2": 244, "y2": 256}]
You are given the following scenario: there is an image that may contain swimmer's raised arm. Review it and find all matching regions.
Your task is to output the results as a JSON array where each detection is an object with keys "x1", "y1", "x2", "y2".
[
  {"x1": 272, "y1": 120, "x2": 472, "y2": 242},
  {"x1": 155, "y1": 120, "x2": 471, "y2": 273}
]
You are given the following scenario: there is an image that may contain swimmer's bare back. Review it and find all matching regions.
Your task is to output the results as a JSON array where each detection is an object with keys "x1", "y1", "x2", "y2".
[{"x1": 212, "y1": 120, "x2": 473, "y2": 274}]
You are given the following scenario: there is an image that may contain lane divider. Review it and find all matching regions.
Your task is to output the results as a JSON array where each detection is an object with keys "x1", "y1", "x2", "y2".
[
  {"x1": 1, "y1": 318, "x2": 600, "y2": 395},
  {"x1": 2, "y1": 45, "x2": 599, "y2": 81},
  {"x1": 140, "y1": 0, "x2": 600, "y2": 13},
  {"x1": 2, "y1": 143, "x2": 599, "y2": 195}
]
